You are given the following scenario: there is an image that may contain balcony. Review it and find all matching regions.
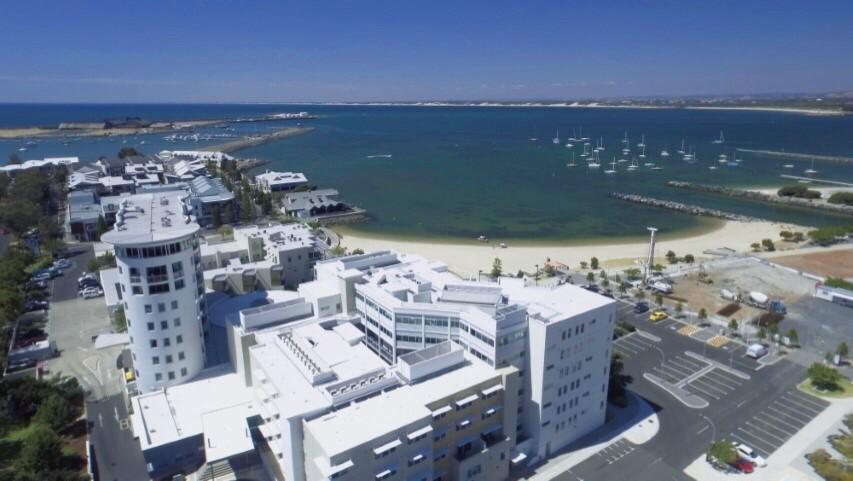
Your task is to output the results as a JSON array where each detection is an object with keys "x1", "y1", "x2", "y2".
[
  {"x1": 129, "y1": 275, "x2": 141, "y2": 283},
  {"x1": 147, "y1": 274, "x2": 170, "y2": 284}
]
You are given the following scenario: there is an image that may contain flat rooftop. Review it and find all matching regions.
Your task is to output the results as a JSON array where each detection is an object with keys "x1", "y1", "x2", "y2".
[
  {"x1": 131, "y1": 368, "x2": 255, "y2": 450},
  {"x1": 101, "y1": 191, "x2": 200, "y2": 244},
  {"x1": 305, "y1": 353, "x2": 501, "y2": 457}
]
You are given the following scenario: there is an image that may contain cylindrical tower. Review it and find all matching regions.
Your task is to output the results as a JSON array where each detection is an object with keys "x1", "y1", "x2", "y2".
[{"x1": 102, "y1": 192, "x2": 207, "y2": 392}]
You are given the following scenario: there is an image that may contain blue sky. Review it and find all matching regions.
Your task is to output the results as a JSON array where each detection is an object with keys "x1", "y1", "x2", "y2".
[{"x1": 1, "y1": 0, "x2": 851, "y2": 102}]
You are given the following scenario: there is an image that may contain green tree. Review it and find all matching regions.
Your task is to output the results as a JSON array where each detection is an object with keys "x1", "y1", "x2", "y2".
[
  {"x1": 625, "y1": 268, "x2": 641, "y2": 280},
  {"x1": 602, "y1": 278, "x2": 610, "y2": 288},
  {"x1": 579, "y1": 261, "x2": 588, "y2": 270},
  {"x1": 837, "y1": 342, "x2": 849, "y2": 359},
  {"x1": 808, "y1": 363, "x2": 842, "y2": 391},
  {"x1": 223, "y1": 203, "x2": 235, "y2": 224},
  {"x1": 786, "y1": 328, "x2": 799, "y2": 346},
  {"x1": 33, "y1": 392, "x2": 73, "y2": 431},
  {"x1": 217, "y1": 225, "x2": 233, "y2": 240},
  {"x1": 491, "y1": 258, "x2": 503, "y2": 278},
  {"x1": 634, "y1": 289, "x2": 645, "y2": 300},
  {"x1": 758, "y1": 327, "x2": 767, "y2": 342},
  {"x1": 586, "y1": 271, "x2": 595, "y2": 283},
  {"x1": 330, "y1": 245, "x2": 347, "y2": 257},
  {"x1": 750, "y1": 242, "x2": 762, "y2": 252},
  {"x1": 698, "y1": 308, "x2": 707, "y2": 320},
  {"x1": 0, "y1": 200, "x2": 41, "y2": 236},
  {"x1": 590, "y1": 257, "x2": 599, "y2": 270},
  {"x1": 351, "y1": 248, "x2": 364, "y2": 255},
  {"x1": 18, "y1": 424, "x2": 62, "y2": 472},
  {"x1": 761, "y1": 238, "x2": 776, "y2": 252},
  {"x1": 8, "y1": 152, "x2": 21, "y2": 164},
  {"x1": 708, "y1": 440, "x2": 738, "y2": 465},
  {"x1": 608, "y1": 352, "x2": 629, "y2": 407},
  {"x1": 95, "y1": 215, "x2": 108, "y2": 240},
  {"x1": 665, "y1": 250, "x2": 677, "y2": 264},
  {"x1": 114, "y1": 307, "x2": 127, "y2": 333},
  {"x1": 728, "y1": 318, "x2": 739, "y2": 333},
  {"x1": 654, "y1": 293, "x2": 663, "y2": 306},
  {"x1": 117, "y1": 146, "x2": 139, "y2": 159},
  {"x1": 683, "y1": 254, "x2": 695, "y2": 264},
  {"x1": 599, "y1": 269, "x2": 607, "y2": 280},
  {"x1": 652, "y1": 263, "x2": 664, "y2": 273}
]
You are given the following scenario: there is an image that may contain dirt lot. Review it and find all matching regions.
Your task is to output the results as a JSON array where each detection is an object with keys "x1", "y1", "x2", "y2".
[
  {"x1": 771, "y1": 248, "x2": 853, "y2": 279},
  {"x1": 670, "y1": 258, "x2": 816, "y2": 322}
]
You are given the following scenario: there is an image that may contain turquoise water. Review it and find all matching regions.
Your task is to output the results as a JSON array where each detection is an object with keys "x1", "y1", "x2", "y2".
[{"x1": 2, "y1": 104, "x2": 852, "y2": 241}]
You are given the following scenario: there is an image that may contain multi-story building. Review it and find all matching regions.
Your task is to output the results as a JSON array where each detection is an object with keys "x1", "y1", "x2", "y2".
[
  {"x1": 101, "y1": 191, "x2": 208, "y2": 393},
  {"x1": 256, "y1": 170, "x2": 309, "y2": 193},
  {"x1": 305, "y1": 251, "x2": 616, "y2": 461}
]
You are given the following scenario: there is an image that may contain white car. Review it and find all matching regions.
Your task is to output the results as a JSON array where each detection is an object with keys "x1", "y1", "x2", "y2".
[
  {"x1": 734, "y1": 443, "x2": 767, "y2": 467},
  {"x1": 81, "y1": 287, "x2": 103, "y2": 299}
]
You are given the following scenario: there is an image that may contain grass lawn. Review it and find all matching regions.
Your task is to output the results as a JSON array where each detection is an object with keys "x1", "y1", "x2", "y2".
[{"x1": 799, "y1": 376, "x2": 853, "y2": 399}]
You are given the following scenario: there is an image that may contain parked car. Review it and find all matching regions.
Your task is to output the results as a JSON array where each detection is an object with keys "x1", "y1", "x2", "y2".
[
  {"x1": 78, "y1": 272, "x2": 97, "y2": 285},
  {"x1": 734, "y1": 443, "x2": 766, "y2": 468},
  {"x1": 24, "y1": 300, "x2": 49, "y2": 312},
  {"x1": 746, "y1": 344, "x2": 768, "y2": 359},
  {"x1": 53, "y1": 259, "x2": 71, "y2": 270},
  {"x1": 732, "y1": 458, "x2": 755, "y2": 474},
  {"x1": 81, "y1": 287, "x2": 103, "y2": 299},
  {"x1": 25, "y1": 280, "x2": 47, "y2": 291},
  {"x1": 649, "y1": 310, "x2": 667, "y2": 322},
  {"x1": 633, "y1": 302, "x2": 649, "y2": 313}
]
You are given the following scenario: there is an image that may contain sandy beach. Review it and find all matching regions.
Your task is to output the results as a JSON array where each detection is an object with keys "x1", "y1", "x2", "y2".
[{"x1": 337, "y1": 220, "x2": 809, "y2": 277}]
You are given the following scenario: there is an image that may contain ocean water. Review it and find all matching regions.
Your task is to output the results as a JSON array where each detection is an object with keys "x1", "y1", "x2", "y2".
[{"x1": 2, "y1": 103, "x2": 852, "y2": 242}]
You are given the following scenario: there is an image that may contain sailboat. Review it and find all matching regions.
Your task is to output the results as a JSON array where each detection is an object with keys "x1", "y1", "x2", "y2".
[
  {"x1": 733, "y1": 151, "x2": 742, "y2": 163},
  {"x1": 651, "y1": 164, "x2": 663, "y2": 171},
  {"x1": 706, "y1": 154, "x2": 718, "y2": 170},
  {"x1": 598, "y1": 136, "x2": 605, "y2": 151},
  {"x1": 568, "y1": 129, "x2": 577, "y2": 142},
  {"x1": 567, "y1": 152, "x2": 577, "y2": 167},
  {"x1": 553, "y1": 129, "x2": 560, "y2": 144},
  {"x1": 677, "y1": 139, "x2": 686, "y2": 155},
  {"x1": 627, "y1": 157, "x2": 639, "y2": 171},
  {"x1": 683, "y1": 147, "x2": 695, "y2": 162},
  {"x1": 565, "y1": 142, "x2": 574, "y2": 148},
  {"x1": 637, "y1": 134, "x2": 646, "y2": 148},
  {"x1": 622, "y1": 131, "x2": 629, "y2": 144},
  {"x1": 588, "y1": 151, "x2": 601, "y2": 169},
  {"x1": 783, "y1": 164, "x2": 794, "y2": 169},
  {"x1": 604, "y1": 158, "x2": 617, "y2": 174},
  {"x1": 712, "y1": 131, "x2": 725, "y2": 144},
  {"x1": 661, "y1": 144, "x2": 670, "y2": 157},
  {"x1": 804, "y1": 159, "x2": 818, "y2": 176},
  {"x1": 639, "y1": 145, "x2": 647, "y2": 160},
  {"x1": 718, "y1": 153, "x2": 728, "y2": 164}
]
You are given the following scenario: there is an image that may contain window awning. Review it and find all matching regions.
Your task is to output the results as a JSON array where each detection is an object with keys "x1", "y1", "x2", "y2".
[
  {"x1": 457, "y1": 418, "x2": 472, "y2": 429},
  {"x1": 432, "y1": 405, "x2": 452, "y2": 418},
  {"x1": 481, "y1": 424, "x2": 502, "y2": 435},
  {"x1": 481, "y1": 384, "x2": 504, "y2": 396},
  {"x1": 455, "y1": 393, "x2": 479, "y2": 407},
  {"x1": 410, "y1": 453, "x2": 425, "y2": 463},
  {"x1": 406, "y1": 425, "x2": 433, "y2": 440},
  {"x1": 372, "y1": 438, "x2": 402, "y2": 455}
]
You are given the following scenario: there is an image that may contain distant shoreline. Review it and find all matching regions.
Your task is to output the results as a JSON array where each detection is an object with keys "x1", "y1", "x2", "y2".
[{"x1": 309, "y1": 101, "x2": 848, "y2": 116}]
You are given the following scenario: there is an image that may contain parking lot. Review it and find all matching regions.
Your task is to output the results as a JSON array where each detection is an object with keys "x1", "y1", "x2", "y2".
[
  {"x1": 727, "y1": 388, "x2": 829, "y2": 458},
  {"x1": 612, "y1": 331, "x2": 660, "y2": 360},
  {"x1": 593, "y1": 438, "x2": 636, "y2": 465},
  {"x1": 683, "y1": 367, "x2": 747, "y2": 402}
]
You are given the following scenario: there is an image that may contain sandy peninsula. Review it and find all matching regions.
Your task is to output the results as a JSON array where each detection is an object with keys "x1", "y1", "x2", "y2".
[{"x1": 337, "y1": 220, "x2": 808, "y2": 278}]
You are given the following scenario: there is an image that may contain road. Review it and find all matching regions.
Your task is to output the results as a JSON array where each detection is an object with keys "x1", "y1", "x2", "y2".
[
  {"x1": 87, "y1": 394, "x2": 149, "y2": 481},
  {"x1": 555, "y1": 299, "x2": 822, "y2": 481}
]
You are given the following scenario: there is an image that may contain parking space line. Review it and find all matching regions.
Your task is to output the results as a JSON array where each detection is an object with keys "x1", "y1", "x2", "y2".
[
  {"x1": 778, "y1": 396, "x2": 823, "y2": 417},
  {"x1": 751, "y1": 415, "x2": 798, "y2": 437},
  {"x1": 613, "y1": 342, "x2": 639, "y2": 355},
  {"x1": 652, "y1": 367, "x2": 681, "y2": 383},
  {"x1": 768, "y1": 402, "x2": 814, "y2": 425},
  {"x1": 613, "y1": 347, "x2": 633, "y2": 358},
  {"x1": 730, "y1": 432, "x2": 773, "y2": 458},
  {"x1": 674, "y1": 355, "x2": 706, "y2": 369},
  {"x1": 745, "y1": 421, "x2": 788, "y2": 445},
  {"x1": 766, "y1": 405, "x2": 810, "y2": 426},
  {"x1": 626, "y1": 334, "x2": 655, "y2": 346},
  {"x1": 690, "y1": 378, "x2": 727, "y2": 396},
  {"x1": 704, "y1": 369, "x2": 744, "y2": 387},
  {"x1": 685, "y1": 381, "x2": 721, "y2": 400},
  {"x1": 659, "y1": 362, "x2": 693, "y2": 378},
  {"x1": 737, "y1": 427, "x2": 782, "y2": 455},
  {"x1": 785, "y1": 391, "x2": 827, "y2": 410},
  {"x1": 697, "y1": 374, "x2": 738, "y2": 393},
  {"x1": 622, "y1": 338, "x2": 653, "y2": 351},
  {"x1": 618, "y1": 337, "x2": 650, "y2": 351}
]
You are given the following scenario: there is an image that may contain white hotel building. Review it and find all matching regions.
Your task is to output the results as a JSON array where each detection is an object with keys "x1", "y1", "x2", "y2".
[
  {"x1": 303, "y1": 251, "x2": 616, "y2": 461},
  {"x1": 101, "y1": 191, "x2": 207, "y2": 393}
]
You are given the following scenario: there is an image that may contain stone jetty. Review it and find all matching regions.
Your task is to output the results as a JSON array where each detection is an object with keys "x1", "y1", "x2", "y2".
[
  {"x1": 609, "y1": 192, "x2": 764, "y2": 222},
  {"x1": 737, "y1": 149, "x2": 853, "y2": 165},
  {"x1": 667, "y1": 181, "x2": 853, "y2": 217}
]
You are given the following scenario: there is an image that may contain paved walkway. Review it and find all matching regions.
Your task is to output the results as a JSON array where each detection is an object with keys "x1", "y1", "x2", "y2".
[
  {"x1": 683, "y1": 394, "x2": 853, "y2": 481},
  {"x1": 524, "y1": 392, "x2": 659, "y2": 480}
]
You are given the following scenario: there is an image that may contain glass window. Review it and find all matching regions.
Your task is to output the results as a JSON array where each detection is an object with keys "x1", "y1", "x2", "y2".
[
  {"x1": 132, "y1": 285, "x2": 143, "y2": 295},
  {"x1": 160, "y1": 320, "x2": 168, "y2": 329},
  {"x1": 178, "y1": 351, "x2": 185, "y2": 360},
  {"x1": 165, "y1": 355, "x2": 173, "y2": 364},
  {"x1": 152, "y1": 356, "x2": 160, "y2": 365},
  {"x1": 150, "y1": 340, "x2": 157, "y2": 348},
  {"x1": 171, "y1": 300, "x2": 178, "y2": 310},
  {"x1": 175, "y1": 279, "x2": 185, "y2": 290},
  {"x1": 163, "y1": 338, "x2": 171, "y2": 347},
  {"x1": 176, "y1": 335, "x2": 183, "y2": 344},
  {"x1": 174, "y1": 317, "x2": 181, "y2": 327},
  {"x1": 181, "y1": 367, "x2": 187, "y2": 377},
  {"x1": 147, "y1": 322, "x2": 154, "y2": 331},
  {"x1": 168, "y1": 371, "x2": 175, "y2": 380},
  {"x1": 155, "y1": 373, "x2": 162, "y2": 381},
  {"x1": 144, "y1": 304, "x2": 152, "y2": 314},
  {"x1": 158, "y1": 303, "x2": 166, "y2": 313}
]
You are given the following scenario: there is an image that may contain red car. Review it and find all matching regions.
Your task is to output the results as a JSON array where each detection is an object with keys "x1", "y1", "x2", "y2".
[{"x1": 733, "y1": 458, "x2": 754, "y2": 474}]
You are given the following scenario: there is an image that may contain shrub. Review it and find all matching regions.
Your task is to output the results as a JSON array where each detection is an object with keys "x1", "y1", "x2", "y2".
[
  {"x1": 827, "y1": 192, "x2": 853, "y2": 206},
  {"x1": 777, "y1": 185, "x2": 821, "y2": 199},
  {"x1": 707, "y1": 440, "x2": 738, "y2": 465},
  {"x1": 808, "y1": 363, "x2": 842, "y2": 391},
  {"x1": 18, "y1": 425, "x2": 62, "y2": 472}
]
